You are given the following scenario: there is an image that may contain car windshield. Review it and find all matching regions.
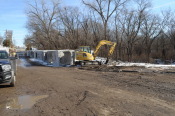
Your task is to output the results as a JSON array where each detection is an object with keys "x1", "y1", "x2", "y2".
[{"x1": 0, "y1": 51, "x2": 8, "y2": 59}]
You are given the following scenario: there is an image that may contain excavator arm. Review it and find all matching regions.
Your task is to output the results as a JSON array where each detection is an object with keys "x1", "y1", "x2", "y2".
[
  {"x1": 93, "y1": 40, "x2": 116, "y2": 64},
  {"x1": 107, "y1": 42, "x2": 117, "y2": 58}
]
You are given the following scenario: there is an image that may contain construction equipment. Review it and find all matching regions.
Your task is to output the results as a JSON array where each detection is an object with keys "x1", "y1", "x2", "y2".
[
  {"x1": 26, "y1": 44, "x2": 30, "y2": 50},
  {"x1": 76, "y1": 40, "x2": 116, "y2": 66}
]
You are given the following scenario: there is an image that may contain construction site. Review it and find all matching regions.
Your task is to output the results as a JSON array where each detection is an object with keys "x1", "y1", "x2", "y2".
[
  {"x1": 1, "y1": 0, "x2": 175, "y2": 115},
  {"x1": 0, "y1": 40, "x2": 175, "y2": 116}
]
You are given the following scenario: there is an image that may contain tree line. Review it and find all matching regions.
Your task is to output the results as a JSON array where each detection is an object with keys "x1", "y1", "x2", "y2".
[{"x1": 24, "y1": 0, "x2": 175, "y2": 62}]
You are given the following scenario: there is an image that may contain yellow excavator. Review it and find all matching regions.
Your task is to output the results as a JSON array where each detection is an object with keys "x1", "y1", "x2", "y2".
[
  {"x1": 26, "y1": 44, "x2": 30, "y2": 50},
  {"x1": 76, "y1": 40, "x2": 116, "y2": 65}
]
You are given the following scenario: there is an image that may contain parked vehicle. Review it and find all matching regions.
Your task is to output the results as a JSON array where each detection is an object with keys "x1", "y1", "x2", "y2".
[{"x1": 0, "y1": 50, "x2": 17, "y2": 87}]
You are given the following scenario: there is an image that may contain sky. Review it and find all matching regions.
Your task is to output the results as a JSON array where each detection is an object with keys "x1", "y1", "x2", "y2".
[{"x1": 0, "y1": 0, "x2": 174, "y2": 47}]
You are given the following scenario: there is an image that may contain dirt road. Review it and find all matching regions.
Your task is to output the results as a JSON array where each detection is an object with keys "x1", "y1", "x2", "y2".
[{"x1": 0, "y1": 57, "x2": 175, "y2": 116}]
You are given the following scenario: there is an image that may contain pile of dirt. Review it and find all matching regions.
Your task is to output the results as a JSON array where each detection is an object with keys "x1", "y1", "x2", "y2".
[{"x1": 79, "y1": 65, "x2": 145, "y2": 72}]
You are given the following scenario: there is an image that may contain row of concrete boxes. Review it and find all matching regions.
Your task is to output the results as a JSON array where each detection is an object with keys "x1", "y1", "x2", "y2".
[{"x1": 26, "y1": 50, "x2": 76, "y2": 67}]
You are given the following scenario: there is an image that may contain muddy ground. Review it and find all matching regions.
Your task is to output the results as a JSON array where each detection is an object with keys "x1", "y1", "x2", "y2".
[{"x1": 0, "y1": 56, "x2": 175, "y2": 116}]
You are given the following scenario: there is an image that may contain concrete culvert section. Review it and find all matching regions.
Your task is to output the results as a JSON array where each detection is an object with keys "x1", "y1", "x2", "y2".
[
  {"x1": 26, "y1": 50, "x2": 30, "y2": 57},
  {"x1": 33, "y1": 51, "x2": 38, "y2": 59},
  {"x1": 52, "y1": 50, "x2": 75, "y2": 67},
  {"x1": 47, "y1": 51, "x2": 54, "y2": 65},
  {"x1": 30, "y1": 51, "x2": 34, "y2": 58},
  {"x1": 42, "y1": 50, "x2": 56, "y2": 63},
  {"x1": 36, "y1": 51, "x2": 43, "y2": 60},
  {"x1": 42, "y1": 52, "x2": 47, "y2": 62},
  {"x1": 60, "y1": 51, "x2": 71, "y2": 65}
]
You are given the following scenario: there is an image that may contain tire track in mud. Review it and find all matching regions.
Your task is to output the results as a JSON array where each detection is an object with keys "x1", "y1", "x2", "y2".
[{"x1": 76, "y1": 91, "x2": 88, "y2": 106}]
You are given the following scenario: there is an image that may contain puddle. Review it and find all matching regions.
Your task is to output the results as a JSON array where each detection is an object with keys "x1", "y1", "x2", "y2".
[{"x1": 0, "y1": 95, "x2": 48, "y2": 110}]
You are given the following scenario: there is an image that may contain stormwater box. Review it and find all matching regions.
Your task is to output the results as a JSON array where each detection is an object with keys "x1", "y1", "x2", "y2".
[
  {"x1": 26, "y1": 50, "x2": 29, "y2": 56},
  {"x1": 30, "y1": 51, "x2": 34, "y2": 58},
  {"x1": 42, "y1": 51, "x2": 47, "y2": 62},
  {"x1": 47, "y1": 51, "x2": 55, "y2": 64},
  {"x1": 52, "y1": 50, "x2": 75, "y2": 67},
  {"x1": 36, "y1": 51, "x2": 43, "y2": 60},
  {"x1": 42, "y1": 50, "x2": 53, "y2": 62},
  {"x1": 33, "y1": 50, "x2": 38, "y2": 59}
]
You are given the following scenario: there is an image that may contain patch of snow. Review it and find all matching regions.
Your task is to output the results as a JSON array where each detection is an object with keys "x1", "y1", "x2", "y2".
[
  {"x1": 46, "y1": 65, "x2": 53, "y2": 67},
  {"x1": 95, "y1": 57, "x2": 107, "y2": 64},
  {"x1": 112, "y1": 61, "x2": 175, "y2": 70},
  {"x1": 66, "y1": 65, "x2": 71, "y2": 67},
  {"x1": 76, "y1": 65, "x2": 81, "y2": 67},
  {"x1": 29, "y1": 58, "x2": 54, "y2": 67}
]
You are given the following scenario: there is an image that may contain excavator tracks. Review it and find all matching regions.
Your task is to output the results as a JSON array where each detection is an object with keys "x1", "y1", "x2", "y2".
[{"x1": 75, "y1": 61, "x2": 101, "y2": 66}]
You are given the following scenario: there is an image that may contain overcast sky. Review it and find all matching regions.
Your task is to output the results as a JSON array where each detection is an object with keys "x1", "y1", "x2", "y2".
[{"x1": 0, "y1": 0, "x2": 174, "y2": 47}]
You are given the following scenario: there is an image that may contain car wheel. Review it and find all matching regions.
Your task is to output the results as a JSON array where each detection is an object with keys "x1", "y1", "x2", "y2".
[{"x1": 10, "y1": 76, "x2": 16, "y2": 87}]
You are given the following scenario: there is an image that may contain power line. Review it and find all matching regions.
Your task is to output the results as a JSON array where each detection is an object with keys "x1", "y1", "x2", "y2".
[
  {"x1": 148, "y1": 2, "x2": 175, "y2": 10},
  {"x1": 0, "y1": 15, "x2": 8, "y2": 29},
  {"x1": 0, "y1": 21, "x2": 6, "y2": 29}
]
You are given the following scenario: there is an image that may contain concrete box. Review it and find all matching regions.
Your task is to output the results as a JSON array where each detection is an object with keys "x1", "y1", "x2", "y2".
[
  {"x1": 47, "y1": 51, "x2": 55, "y2": 64},
  {"x1": 36, "y1": 51, "x2": 43, "y2": 60},
  {"x1": 34, "y1": 50, "x2": 38, "y2": 59},
  {"x1": 30, "y1": 51, "x2": 34, "y2": 58},
  {"x1": 42, "y1": 50, "x2": 53, "y2": 62},
  {"x1": 42, "y1": 51, "x2": 47, "y2": 62},
  {"x1": 27, "y1": 50, "x2": 30, "y2": 57},
  {"x1": 52, "y1": 50, "x2": 75, "y2": 67}
]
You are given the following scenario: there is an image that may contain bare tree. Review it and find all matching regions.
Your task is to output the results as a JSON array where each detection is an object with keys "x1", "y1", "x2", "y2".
[
  {"x1": 5, "y1": 30, "x2": 13, "y2": 40},
  {"x1": 24, "y1": 0, "x2": 175, "y2": 62},
  {"x1": 82, "y1": 0, "x2": 129, "y2": 40},
  {"x1": 25, "y1": 0, "x2": 61, "y2": 49},
  {"x1": 158, "y1": 10, "x2": 172, "y2": 61},
  {"x1": 59, "y1": 6, "x2": 81, "y2": 49},
  {"x1": 165, "y1": 10, "x2": 175, "y2": 60},
  {"x1": 141, "y1": 14, "x2": 163, "y2": 62},
  {"x1": 117, "y1": 0, "x2": 151, "y2": 61},
  {"x1": 89, "y1": 11, "x2": 104, "y2": 48}
]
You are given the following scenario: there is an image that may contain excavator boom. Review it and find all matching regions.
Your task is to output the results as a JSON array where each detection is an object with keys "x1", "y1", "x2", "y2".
[{"x1": 93, "y1": 40, "x2": 116, "y2": 61}]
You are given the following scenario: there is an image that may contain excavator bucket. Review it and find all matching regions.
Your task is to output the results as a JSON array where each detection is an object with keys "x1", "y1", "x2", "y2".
[
  {"x1": 105, "y1": 59, "x2": 109, "y2": 64},
  {"x1": 105, "y1": 57, "x2": 111, "y2": 64}
]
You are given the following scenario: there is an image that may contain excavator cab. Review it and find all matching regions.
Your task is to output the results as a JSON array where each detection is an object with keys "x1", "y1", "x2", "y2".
[
  {"x1": 78, "y1": 46, "x2": 91, "y2": 53},
  {"x1": 76, "y1": 46, "x2": 94, "y2": 61}
]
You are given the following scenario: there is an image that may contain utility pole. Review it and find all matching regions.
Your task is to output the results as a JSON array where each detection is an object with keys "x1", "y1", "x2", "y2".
[
  {"x1": 6, "y1": 29, "x2": 8, "y2": 47},
  {"x1": 11, "y1": 31, "x2": 13, "y2": 48},
  {"x1": 6, "y1": 29, "x2": 7, "y2": 39}
]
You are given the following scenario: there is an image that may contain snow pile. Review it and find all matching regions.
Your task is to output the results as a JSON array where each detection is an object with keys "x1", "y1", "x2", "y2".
[
  {"x1": 29, "y1": 58, "x2": 80, "y2": 67},
  {"x1": 108, "y1": 61, "x2": 175, "y2": 70},
  {"x1": 96, "y1": 57, "x2": 107, "y2": 64},
  {"x1": 30, "y1": 58, "x2": 53, "y2": 67}
]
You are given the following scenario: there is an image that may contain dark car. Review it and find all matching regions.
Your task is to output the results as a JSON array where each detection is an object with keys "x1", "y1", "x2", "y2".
[{"x1": 0, "y1": 50, "x2": 16, "y2": 87}]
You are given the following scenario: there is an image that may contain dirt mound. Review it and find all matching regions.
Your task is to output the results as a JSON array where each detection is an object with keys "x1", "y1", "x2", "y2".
[{"x1": 79, "y1": 65, "x2": 145, "y2": 72}]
